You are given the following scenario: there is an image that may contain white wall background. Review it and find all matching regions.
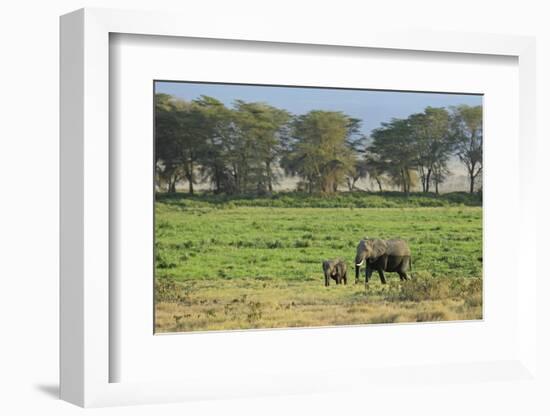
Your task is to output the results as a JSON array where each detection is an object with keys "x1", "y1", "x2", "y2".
[{"x1": 0, "y1": 1, "x2": 548, "y2": 415}]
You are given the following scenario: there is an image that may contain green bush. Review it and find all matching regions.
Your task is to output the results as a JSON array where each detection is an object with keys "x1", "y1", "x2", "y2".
[{"x1": 156, "y1": 191, "x2": 482, "y2": 209}]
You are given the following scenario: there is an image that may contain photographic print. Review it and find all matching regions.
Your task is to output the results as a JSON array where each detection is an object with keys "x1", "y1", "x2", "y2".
[{"x1": 154, "y1": 81, "x2": 482, "y2": 333}]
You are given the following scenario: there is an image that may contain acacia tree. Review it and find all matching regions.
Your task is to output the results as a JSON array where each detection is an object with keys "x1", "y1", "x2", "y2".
[
  {"x1": 364, "y1": 154, "x2": 386, "y2": 192},
  {"x1": 189, "y1": 97, "x2": 292, "y2": 195},
  {"x1": 450, "y1": 105, "x2": 483, "y2": 193},
  {"x1": 193, "y1": 96, "x2": 237, "y2": 194},
  {"x1": 155, "y1": 94, "x2": 190, "y2": 192},
  {"x1": 344, "y1": 126, "x2": 367, "y2": 191},
  {"x1": 282, "y1": 111, "x2": 358, "y2": 193},
  {"x1": 431, "y1": 160, "x2": 450, "y2": 194},
  {"x1": 345, "y1": 158, "x2": 369, "y2": 191},
  {"x1": 367, "y1": 118, "x2": 418, "y2": 193},
  {"x1": 233, "y1": 101, "x2": 291, "y2": 194},
  {"x1": 409, "y1": 107, "x2": 453, "y2": 193},
  {"x1": 178, "y1": 106, "x2": 210, "y2": 195}
]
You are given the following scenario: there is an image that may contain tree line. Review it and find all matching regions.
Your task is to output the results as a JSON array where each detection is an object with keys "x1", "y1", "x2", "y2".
[{"x1": 155, "y1": 93, "x2": 482, "y2": 195}]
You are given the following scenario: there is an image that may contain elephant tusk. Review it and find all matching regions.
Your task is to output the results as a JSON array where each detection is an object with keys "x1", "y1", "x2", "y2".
[{"x1": 356, "y1": 259, "x2": 365, "y2": 267}]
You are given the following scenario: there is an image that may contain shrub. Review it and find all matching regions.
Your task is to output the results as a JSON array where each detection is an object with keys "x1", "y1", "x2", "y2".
[
  {"x1": 464, "y1": 293, "x2": 482, "y2": 308},
  {"x1": 155, "y1": 277, "x2": 186, "y2": 302},
  {"x1": 246, "y1": 301, "x2": 263, "y2": 323},
  {"x1": 266, "y1": 240, "x2": 284, "y2": 249},
  {"x1": 155, "y1": 249, "x2": 177, "y2": 269},
  {"x1": 388, "y1": 277, "x2": 451, "y2": 302}
]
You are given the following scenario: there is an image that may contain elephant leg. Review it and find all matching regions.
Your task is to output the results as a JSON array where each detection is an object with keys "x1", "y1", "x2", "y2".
[
  {"x1": 343, "y1": 271, "x2": 347, "y2": 285},
  {"x1": 365, "y1": 268, "x2": 373, "y2": 285},
  {"x1": 377, "y1": 269, "x2": 387, "y2": 284},
  {"x1": 399, "y1": 260, "x2": 410, "y2": 280},
  {"x1": 405, "y1": 257, "x2": 413, "y2": 279}
]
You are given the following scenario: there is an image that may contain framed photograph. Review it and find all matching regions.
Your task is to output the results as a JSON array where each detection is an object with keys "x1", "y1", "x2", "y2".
[
  {"x1": 60, "y1": 8, "x2": 537, "y2": 408},
  {"x1": 152, "y1": 80, "x2": 483, "y2": 334}
]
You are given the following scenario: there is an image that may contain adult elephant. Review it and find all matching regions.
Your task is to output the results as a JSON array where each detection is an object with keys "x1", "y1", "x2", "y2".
[{"x1": 355, "y1": 238, "x2": 412, "y2": 284}]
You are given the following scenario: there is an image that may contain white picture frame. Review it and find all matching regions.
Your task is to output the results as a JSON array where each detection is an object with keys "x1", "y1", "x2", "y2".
[{"x1": 60, "y1": 7, "x2": 537, "y2": 408}]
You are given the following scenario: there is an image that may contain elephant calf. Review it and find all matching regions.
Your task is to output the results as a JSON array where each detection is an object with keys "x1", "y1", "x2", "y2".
[
  {"x1": 323, "y1": 259, "x2": 348, "y2": 287},
  {"x1": 355, "y1": 238, "x2": 412, "y2": 285}
]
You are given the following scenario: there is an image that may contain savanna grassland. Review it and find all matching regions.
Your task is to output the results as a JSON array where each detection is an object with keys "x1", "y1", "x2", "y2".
[{"x1": 155, "y1": 192, "x2": 482, "y2": 333}]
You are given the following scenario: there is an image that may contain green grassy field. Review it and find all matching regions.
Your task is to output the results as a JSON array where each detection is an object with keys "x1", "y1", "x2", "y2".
[{"x1": 155, "y1": 192, "x2": 482, "y2": 332}]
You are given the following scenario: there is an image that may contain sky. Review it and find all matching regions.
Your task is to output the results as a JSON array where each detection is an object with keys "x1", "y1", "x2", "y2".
[{"x1": 155, "y1": 81, "x2": 482, "y2": 136}]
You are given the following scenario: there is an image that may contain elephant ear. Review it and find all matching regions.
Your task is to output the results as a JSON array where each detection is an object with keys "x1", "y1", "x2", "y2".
[
  {"x1": 323, "y1": 260, "x2": 334, "y2": 273},
  {"x1": 368, "y1": 239, "x2": 387, "y2": 259}
]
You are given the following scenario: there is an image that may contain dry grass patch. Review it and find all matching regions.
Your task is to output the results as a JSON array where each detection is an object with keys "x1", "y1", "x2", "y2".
[{"x1": 155, "y1": 277, "x2": 482, "y2": 332}]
